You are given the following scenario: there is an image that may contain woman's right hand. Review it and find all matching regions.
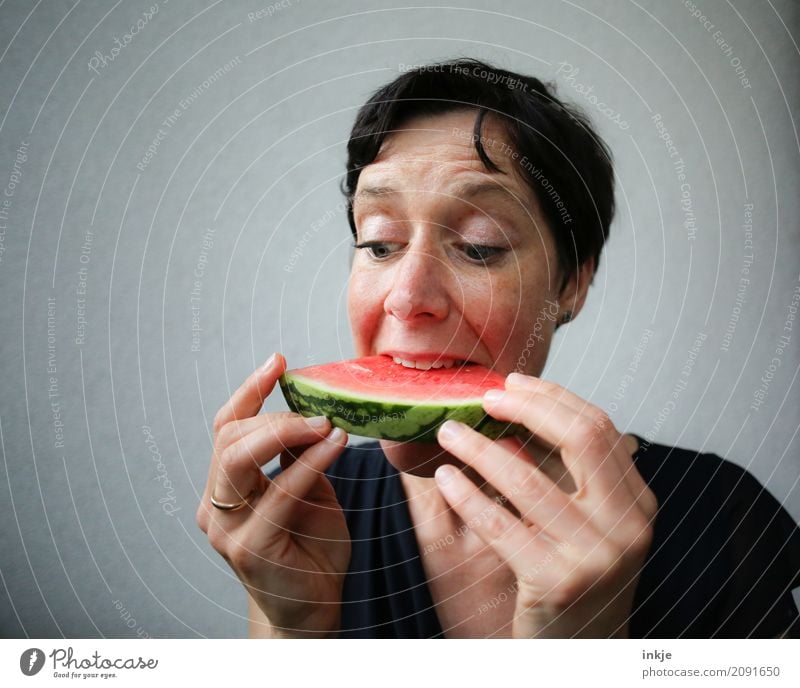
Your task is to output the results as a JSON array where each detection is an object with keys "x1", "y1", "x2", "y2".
[{"x1": 196, "y1": 353, "x2": 351, "y2": 637}]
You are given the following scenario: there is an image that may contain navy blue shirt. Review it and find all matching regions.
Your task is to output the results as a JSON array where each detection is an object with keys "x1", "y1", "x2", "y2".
[{"x1": 269, "y1": 435, "x2": 800, "y2": 638}]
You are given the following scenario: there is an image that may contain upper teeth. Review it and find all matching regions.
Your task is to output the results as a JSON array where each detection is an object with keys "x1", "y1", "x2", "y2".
[{"x1": 393, "y1": 356, "x2": 463, "y2": 370}]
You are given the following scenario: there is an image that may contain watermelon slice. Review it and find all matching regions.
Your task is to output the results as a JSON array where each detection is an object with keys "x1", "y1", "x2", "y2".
[{"x1": 279, "y1": 355, "x2": 525, "y2": 442}]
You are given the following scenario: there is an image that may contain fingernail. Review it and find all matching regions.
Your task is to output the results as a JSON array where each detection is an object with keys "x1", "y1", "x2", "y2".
[
  {"x1": 506, "y1": 372, "x2": 536, "y2": 388},
  {"x1": 483, "y1": 389, "x2": 504, "y2": 403},
  {"x1": 438, "y1": 420, "x2": 466, "y2": 441},
  {"x1": 262, "y1": 353, "x2": 278, "y2": 371},
  {"x1": 435, "y1": 464, "x2": 458, "y2": 486},
  {"x1": 306, "y1": 415, "x2": 329, "y2": 429},
  {"x1": 327, "y1": 427, "x2": 345, "y2": 442}
]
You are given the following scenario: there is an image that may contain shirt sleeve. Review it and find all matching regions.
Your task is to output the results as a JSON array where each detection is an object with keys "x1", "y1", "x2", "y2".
[{"x1": 713, "y1": 463, "x2": 800, "y2": 638}]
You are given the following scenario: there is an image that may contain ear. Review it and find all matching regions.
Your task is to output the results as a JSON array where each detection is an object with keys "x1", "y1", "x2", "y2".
[{"x1": 556, "y1": 257, "x2": 595, "y2": 321}]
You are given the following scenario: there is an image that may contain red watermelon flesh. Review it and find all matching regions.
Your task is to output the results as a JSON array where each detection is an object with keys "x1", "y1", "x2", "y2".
[{"x1": 279, "y1": 355, "x2": 522, "y2": 442}]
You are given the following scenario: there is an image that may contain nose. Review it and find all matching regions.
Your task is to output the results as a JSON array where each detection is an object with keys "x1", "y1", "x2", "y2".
[{"x1": 384, "y1": 246, "x2": 450, "y2": 322}]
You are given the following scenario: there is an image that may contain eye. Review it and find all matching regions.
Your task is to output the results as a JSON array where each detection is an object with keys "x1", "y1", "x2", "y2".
[
  {"x1": 462, "y1": 243, "x2": 506, "y2": 263},
  {"x1": 353, "y1": 240, "x2": 506, "y2": 264},
  {"x1": 352, "y1": 241, "x2": 400, "y2": 260}
]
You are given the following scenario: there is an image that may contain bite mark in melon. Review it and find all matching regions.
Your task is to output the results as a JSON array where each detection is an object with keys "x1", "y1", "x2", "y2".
[{"x1": 279, "y1": 355, "x2": 525, "y2": 442}]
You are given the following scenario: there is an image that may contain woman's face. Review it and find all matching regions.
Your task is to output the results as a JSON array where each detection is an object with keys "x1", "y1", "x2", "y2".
[{"x1": 346, "y1": 109, "x2": 591, "y2": 476}]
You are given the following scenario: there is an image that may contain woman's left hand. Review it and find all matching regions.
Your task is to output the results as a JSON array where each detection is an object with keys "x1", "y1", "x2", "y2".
[{"x1": 435, "y1": 373, "x2": 658, "y2": 638}]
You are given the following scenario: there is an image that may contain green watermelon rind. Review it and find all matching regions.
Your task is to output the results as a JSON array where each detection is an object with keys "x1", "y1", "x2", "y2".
[{"x1": 279, "y1": 372, "x2": 526, "y2": 443}]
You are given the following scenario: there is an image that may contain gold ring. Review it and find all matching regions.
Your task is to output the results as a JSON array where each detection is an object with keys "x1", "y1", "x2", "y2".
[{"x1": 210, "y1": 488, "x2": 258, "y2": 512}]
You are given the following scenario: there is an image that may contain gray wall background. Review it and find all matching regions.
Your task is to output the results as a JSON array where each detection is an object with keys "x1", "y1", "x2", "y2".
[{"x1": 0, "y1": 0, "x2": 798, "y2": 638}]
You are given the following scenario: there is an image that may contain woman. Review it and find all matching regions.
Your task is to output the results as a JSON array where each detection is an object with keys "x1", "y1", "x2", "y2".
[{"x1": 196, "y1": 60, "x2": 800, "y2": 638}]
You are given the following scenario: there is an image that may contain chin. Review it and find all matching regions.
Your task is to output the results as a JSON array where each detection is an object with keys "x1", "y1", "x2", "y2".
[{"x1": 378, "y1": 439, "x2": 461, "y2": 478}]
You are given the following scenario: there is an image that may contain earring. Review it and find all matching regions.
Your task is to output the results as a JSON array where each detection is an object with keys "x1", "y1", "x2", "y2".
[{"x1": 560, "y1": 310, "x2": 572, "y2": 326}]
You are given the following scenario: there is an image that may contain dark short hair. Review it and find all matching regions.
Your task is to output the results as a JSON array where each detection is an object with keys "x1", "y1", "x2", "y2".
[{"x1": 342, "y1": 58, "x2": 615, "y2": 290}]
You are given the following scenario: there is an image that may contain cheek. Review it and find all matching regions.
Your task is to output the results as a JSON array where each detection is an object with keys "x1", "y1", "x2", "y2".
[
  {"x1": 461, "y1": 266, "x2": 553, "y2": 373},
  {"x1": 459, "y1": 269, "x2": 523, "y2": 332},
  {"x1": 347, "y1": 268, "x2": 383, "y2": 353}
]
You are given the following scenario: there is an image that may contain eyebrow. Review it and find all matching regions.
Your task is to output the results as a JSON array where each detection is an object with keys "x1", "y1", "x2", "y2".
[{"x1": 353, "y1": 181, "x2": 520, "y2": 205}]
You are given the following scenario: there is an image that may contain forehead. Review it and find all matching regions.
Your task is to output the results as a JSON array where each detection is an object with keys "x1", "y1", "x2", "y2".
[{"x1": 355, "y1": 109, "x2": 529, "y2": 201}]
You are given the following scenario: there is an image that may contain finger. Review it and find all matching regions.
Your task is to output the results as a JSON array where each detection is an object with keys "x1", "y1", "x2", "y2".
[
  {"x1": 215, "y1": 412, "x2": 297, "y2": 448},
  {"x1": 213, "y1": 353, "x2": 285, "y2": 432},
  {"x1": 466, "y1": 414, "x2": 650, "y2": 549},
  {"x1": 203, "y1": 413, "x2": 300, "y2": 501},
  {"x1": 505, "y1": 375, "x2": 652, "y2": 507},
  {"x1": 432, "y1": 462, "x2": 565, "y2": 581},
  {"x1": 492, "y1": 433, "x2": 576, "y2": 495},
  {"x1": 481, "y1": 390, "x2": 632, "y2": 501},
  {"x1": 213, "y1": 414, "x2": 331, "y2": 505},
  {"x1": 254, "y1": 427, "x2": 348, "y2": 533},
  {"x1": 436, "y1": 420, "x2": 598, "y2": 547},
  {"x1": 209, "y1": 412, "x2": 300, "y2": 477},
  {"x1": 484, "y1": 392, "x2": 656, "y2": 535},
  {"x1": 506, "y1": 374, "x2": 625, "y2": 455},
  {"x1": 506, "y1": 374, "x2": 598, "y2": 416},
  {"x1": 205, "y1": 415, "x2": 264, "y2": 478}
]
